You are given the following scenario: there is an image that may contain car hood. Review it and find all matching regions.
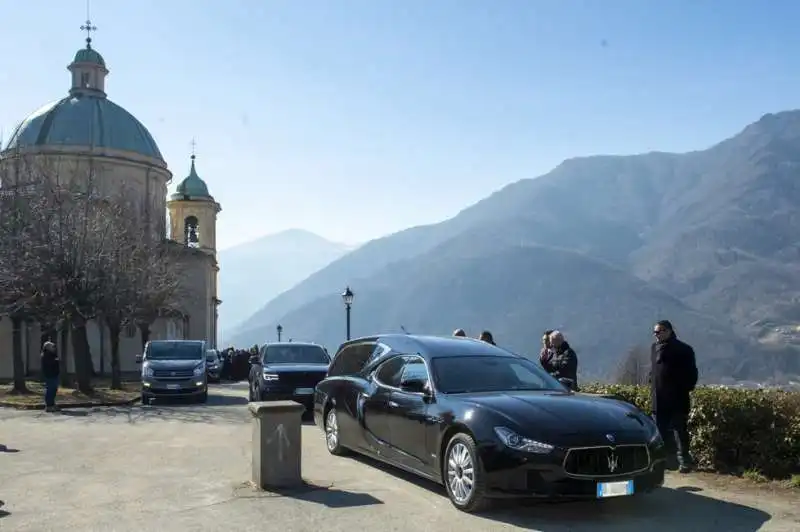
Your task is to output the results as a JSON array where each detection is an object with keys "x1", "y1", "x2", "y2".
[
  {"x1": 263, "y1": 363, "x2": 329, "y2": 373},
  {"x1": 145, "y1": 359, "x2": 203, "y2": 369},
  {"x1": 458, "y1": 391, "x2": 653, "y2": 446}
]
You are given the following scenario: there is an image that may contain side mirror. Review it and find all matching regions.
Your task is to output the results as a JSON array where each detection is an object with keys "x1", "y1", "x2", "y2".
[
  {"x1": 135, "y1": 354, "x2": 143, "y2": 364},
  {"x1": 249, "y1": 355, "x2": 260, "y2": 365},
  {"x1": 558, "y1": 377, "x2": 575, "y2": 391},
  {"x1": 400, "y1": 378, "x2": 428, "y2": 395}
]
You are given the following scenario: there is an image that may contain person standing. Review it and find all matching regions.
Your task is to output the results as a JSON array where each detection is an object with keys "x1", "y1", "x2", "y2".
[
  {"x1": 478, "y1": 331, "x2": 496, "y2": 345},
  {"x1": 539, "y1": 329, "x2": 555, "y2": 370},
  {"x1": 40, "y1": 341, "x2": 60, "y2": 413},
  {"x1": 650, "y1": 320, "x2": 698, "y2": 473},
  {"x1": 547, "y1": 331, "x2": 578, "y2": 390}
]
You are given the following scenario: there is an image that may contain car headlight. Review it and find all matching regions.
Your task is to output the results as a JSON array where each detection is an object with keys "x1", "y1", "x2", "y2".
[
  {"x1": 193, "y1": 364, "x2": 204, "y2": 377},
  {"x1": 262, "y1": 372, "x2": 280, "y2": 382},
  {"x1": 494, "y1": 427, "x2": 554, "y2": 454},
  {"x1": 143, "y1": 366, "x2": 154, "y2": 378}
]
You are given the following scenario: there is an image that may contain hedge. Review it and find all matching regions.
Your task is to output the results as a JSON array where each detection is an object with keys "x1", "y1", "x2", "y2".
[{"x1": 580, "y1": 384, "x2": 800, "y2": 480}]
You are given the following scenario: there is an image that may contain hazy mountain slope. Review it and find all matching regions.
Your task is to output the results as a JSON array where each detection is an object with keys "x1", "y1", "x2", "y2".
[
  {"x1": 218, "y1": 229, "x2": 350, "y2": 337},
  {"x1": 231, "y1": 230, "x2": 749, "y2": 381},
  {"x1": 230, "y1": 110, "x2": 800, "y2": 380}
]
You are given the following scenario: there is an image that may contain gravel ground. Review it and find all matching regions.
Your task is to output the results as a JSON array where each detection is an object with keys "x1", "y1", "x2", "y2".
[{"x1": 0, "y1": 383, "x2": 797, "y2": 532}]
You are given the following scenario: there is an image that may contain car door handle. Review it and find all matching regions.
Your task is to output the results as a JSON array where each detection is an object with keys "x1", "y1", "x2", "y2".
[{"x1": 388, "y1": 401, "x2": 399, "y2": 408}]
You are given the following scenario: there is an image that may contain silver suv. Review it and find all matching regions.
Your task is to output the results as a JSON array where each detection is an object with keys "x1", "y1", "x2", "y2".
[{"x1": 136, "y1": 340, "x2": 208, "y2": 405}]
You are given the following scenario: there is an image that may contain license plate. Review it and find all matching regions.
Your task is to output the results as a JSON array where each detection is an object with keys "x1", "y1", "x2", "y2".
[
  {"x1": 166, "y1": 384, "x2": 181, "y2": 390},
  {"x1": 597, "y1": 480, "x2": 634, "y2": 498},
  {"x1": 294, "y1": 387, "x2": 314, "y2": 395}
]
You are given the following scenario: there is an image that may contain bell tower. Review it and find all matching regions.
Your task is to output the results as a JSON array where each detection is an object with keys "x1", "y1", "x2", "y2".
[{"x1": 167, "y1": 145, "x2": 221, "y2": 347}]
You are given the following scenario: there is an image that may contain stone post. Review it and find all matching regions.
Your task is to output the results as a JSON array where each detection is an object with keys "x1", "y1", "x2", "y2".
[{"x1": 248, "y1": 400, "x2": 305, "y2": 490}]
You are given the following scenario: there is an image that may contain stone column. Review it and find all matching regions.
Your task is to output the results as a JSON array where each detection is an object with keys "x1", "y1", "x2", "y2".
[{"x1": 249, "y1": 400, "x2": 305, "y2": 489}]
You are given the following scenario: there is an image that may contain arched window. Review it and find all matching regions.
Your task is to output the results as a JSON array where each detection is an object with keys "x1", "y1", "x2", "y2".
[{"x1": 184, "y1": 215, "x2": 200, "y2": 248}]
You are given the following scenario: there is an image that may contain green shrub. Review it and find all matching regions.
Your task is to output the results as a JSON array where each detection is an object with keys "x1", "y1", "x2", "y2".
[{"x1": 580, "y1": 384, "x2": 800, "y2": 480}]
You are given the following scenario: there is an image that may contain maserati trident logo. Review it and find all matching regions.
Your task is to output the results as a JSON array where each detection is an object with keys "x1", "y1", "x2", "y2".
[
  {"x1": 607, "y1": 452, "x2": 620, "y2": 473},
  {"x1": 605, "y1": 433, "x2": 616, "y2": 444}
]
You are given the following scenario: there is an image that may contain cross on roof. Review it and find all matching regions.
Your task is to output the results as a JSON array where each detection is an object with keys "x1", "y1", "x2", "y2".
[
  {"x1": 190, "y1": 138, "x2": 197, "y2": 159},
  {"x1": 81, "y1": 19, "x2": 97, "y2": 46}
]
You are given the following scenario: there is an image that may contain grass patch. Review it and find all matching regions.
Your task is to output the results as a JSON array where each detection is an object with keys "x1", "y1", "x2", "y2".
[
  {"x1": 786, "y1": 474, "x2": 800, "y2": 489},
  {"x1": 742, "y1": 469, "x2": 770, "y2": 484},
  {"x1": 0, "y1": 379, "x2": 140, "y2": 409}
]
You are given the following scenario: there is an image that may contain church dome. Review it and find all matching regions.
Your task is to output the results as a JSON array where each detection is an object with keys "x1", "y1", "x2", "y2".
[
  {"x1": 5, "y1": 96, "x2": 163, "y2": 161},
  {"x1": 2, "y1": 31, "x2": 163, "y2": 162},
  {"x1": 171, "y1": 155, "x2": 212, "y2": 200}
]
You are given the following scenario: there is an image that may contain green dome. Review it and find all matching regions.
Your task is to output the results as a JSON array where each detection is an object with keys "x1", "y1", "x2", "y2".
[
  {"x1": 172, "y1": 156, "x2": 212, "y2": 200},
  {"x1": 73, "y1": 46, "x2": 105, "y2": 67}
]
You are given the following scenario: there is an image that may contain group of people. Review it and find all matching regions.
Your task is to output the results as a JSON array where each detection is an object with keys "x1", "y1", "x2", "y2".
[{"x1": 452, "y1": 320, "x2": 699, "y2": 474}]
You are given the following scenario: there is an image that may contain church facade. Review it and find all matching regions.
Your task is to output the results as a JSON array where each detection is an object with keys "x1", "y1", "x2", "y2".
[{"x1": 0, "y1": 30, "x2": 220, "y2": 379}]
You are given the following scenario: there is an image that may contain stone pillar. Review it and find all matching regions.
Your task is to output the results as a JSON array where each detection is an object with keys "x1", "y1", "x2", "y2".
[{"x1": 249, "y1": 400, "x2": 305, "y2": 490}]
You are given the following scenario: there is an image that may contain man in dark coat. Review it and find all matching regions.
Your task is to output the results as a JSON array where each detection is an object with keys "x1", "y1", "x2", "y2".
[
  {"x1": 40, "y1": 341, "x2": 60, "y2": 412},
  {"x1": 544, "y1": 330, "x2": 578, "y2": 390},
  {"x1": 650, "y1": 320, "x2": 698, "y2": 473}
]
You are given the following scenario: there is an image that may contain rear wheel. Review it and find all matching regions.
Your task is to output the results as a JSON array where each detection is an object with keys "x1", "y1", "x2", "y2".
[
  {"x1": 324, "y1": 406, "x2": 348, "y2": 456},
  {"x1": 443, "y1": 433, "x2": 490, "y2": 513}
]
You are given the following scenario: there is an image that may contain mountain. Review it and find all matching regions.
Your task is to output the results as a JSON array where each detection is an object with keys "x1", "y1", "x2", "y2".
[
  {"x1": 229, "y1": 111, "x2": 800, "y2": 382},
  {"x1": 218, "y1": 229, "x2": 351, "y2": 339}
]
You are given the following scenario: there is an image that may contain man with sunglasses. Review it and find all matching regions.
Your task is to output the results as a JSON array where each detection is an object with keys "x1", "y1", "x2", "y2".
[{"x1": 650, "y1": 320, "x2": 698, "y2": 473}]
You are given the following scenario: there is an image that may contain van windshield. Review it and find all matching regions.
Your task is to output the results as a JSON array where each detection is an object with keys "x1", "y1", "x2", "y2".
[{"x1": 147, "y1": 342, "x2": 204, "y2": 361}]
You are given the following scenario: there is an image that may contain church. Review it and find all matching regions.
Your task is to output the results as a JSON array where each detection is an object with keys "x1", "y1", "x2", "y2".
[{"x1": 0, "y1": 26, "x2": 221, "y2": 379}]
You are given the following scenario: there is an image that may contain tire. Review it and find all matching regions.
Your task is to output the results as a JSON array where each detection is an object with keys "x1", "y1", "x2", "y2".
[
  {"x1": 324, "y1": 406, "x2": 348, "y2": 456},
  {"x1": 197, "y1": 391, "x2": 208, "y2": 404},
  {"x1": 443, "y1": 432, "x2": 491, "y2": 513},
  {"x1": 141, "y1": 393, "x2": 151, "y2": 406}
]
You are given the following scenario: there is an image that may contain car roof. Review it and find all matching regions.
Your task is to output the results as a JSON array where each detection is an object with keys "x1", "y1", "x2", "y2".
[
  {"x1": 264, "y1": 342, "x2": 322, "y2": 348},
  {"x1": 347, "y1": 333, "x2": 518, "y2": 360}
]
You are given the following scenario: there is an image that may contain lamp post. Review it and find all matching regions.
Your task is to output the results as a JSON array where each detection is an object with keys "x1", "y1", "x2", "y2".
[
  {"x1": 276, "y1": 324, "x2": 283, "y2": 342},
  {"x1": 341, "y1": 286, "x2": 354, "y2": 341}
]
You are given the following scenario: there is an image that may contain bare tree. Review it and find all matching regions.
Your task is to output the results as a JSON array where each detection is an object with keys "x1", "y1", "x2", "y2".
[
  {"x1": 95, "y1": 190, "x2": 184, "y2": 389},
  {"x1": 614, "y1": 345, "x2": 651, "y2": 385},
  {"x1": 0, "y1": 155, "x2": 114, "y2": 393}
]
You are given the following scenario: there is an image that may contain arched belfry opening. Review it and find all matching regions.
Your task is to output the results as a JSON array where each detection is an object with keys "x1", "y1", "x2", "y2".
[{"x1": 184, "y1": 215, "x2": 200, "y2": 248}]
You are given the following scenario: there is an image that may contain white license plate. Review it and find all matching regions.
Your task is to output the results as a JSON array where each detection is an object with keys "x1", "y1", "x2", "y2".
[
  {"x1": 294, "y1": 387, "x2": 314, "y2": 395},
  {"x1": 166, "y1": 384, "x2": 181, "y2": 390},
  {"x1": 596, "y1": 480, "x2": 634, "y2": 498}
]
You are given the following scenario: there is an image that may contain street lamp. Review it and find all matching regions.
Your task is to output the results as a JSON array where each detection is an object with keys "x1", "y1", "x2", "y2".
[
  {"x1": 341, "y1": 286, "x2": 354, "y2": 341},
  {"x1": 276, "y1": 324, "x2": 283, "y2": 342}
]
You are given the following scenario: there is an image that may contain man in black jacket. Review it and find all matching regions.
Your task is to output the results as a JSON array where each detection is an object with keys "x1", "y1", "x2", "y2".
[
  {"x1": 545, "y1": 330, "x2": 578, "y2": 390},
  {"x1": 650, "y1": 320, "x2": 698, "y2": 473},
  {"x1": 40, "y1": 341, "x2": 60, "y2": 412}
]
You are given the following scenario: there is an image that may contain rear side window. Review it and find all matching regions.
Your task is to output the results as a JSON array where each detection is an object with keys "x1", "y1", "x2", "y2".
[{"x1": 328, "y1": 342, "x2": 376, "y2": 377}]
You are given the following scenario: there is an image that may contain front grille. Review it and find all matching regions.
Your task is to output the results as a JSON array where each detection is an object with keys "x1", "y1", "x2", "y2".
[
  {"x1": 563, "y1": 445, "x2": 650, "y2": 478},
  {"x1": 278, "y1": 372, "x2": 326, "y2": 388},
  {"x1": 153, "y1": 369, "x2": 194, "y2": 379}
]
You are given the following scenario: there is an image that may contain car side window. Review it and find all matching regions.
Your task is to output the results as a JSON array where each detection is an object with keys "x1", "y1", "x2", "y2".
[
  {"x1": 328, "y1": 342, "x2": 376, "y2": 377},
  {"x1": 374, "y1": 356, "x2": 406, "y2": 388},
  {"x1": 400, "y1": 357, "x2": 429, "y2": 385}
]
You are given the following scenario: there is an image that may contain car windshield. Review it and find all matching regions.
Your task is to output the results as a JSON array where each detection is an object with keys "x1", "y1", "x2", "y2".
[
  {"x1": 432, "y1": 355, "x2": 564, "y2": 393},
  {"x1": 264, "y1": 345, "x2": 329, "y2": 365},
  {"x1": 146, "y1": 342, "x2": 204, "y2": 361}
]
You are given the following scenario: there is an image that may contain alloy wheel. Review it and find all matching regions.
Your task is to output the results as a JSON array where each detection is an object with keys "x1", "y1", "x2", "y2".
[
  {"x1": 446, "y1": 442, "x2": 475, "y2": 504},
  {"x1": 325, "y1": 409, "x2": 339, "y2": 451}
]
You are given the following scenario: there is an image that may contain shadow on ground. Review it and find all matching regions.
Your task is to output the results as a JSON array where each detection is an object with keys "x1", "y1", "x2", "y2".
[
  {"x1": 0, "y1": 444, "x2": 20, "y2": 453},
  {"x1": 0, "y1": 500, "x2": 8, "y2": 519},
  {"x1": 347, "y1": 454, "x2": 771, "y2": 531},
  {"x1": 266, "y1": 482, "x2": 383, "y2": 509}
]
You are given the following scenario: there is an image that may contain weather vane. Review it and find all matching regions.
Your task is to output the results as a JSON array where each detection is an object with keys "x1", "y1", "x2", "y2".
[{"x1": 80, "y1": 1, "x2": 96, "y2": 47}]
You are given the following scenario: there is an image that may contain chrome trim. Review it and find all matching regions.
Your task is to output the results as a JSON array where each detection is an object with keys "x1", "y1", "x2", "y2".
[{"x1": 562, "y1": 444, "x2": 651, "y2": 479}]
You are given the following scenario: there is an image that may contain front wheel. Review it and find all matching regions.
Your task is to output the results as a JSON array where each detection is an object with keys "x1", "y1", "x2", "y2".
[
  {"x1": 324, "y1": 407, "x2": 348, "y2": 456},
  {"x1": 196, "y1": 391, "x2": 208, "y2": 404},
  {"x1": 443, "y1": 433, "x2": 490, "y2": 513},
  {"x1": 141, "y1": 393, "x2": 151, "y2": 406}
]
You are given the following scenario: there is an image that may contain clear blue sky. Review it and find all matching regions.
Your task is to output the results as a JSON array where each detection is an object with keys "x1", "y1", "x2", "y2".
[{"x1": 2, "y1": 0, "x2": 799, "y2": 249}]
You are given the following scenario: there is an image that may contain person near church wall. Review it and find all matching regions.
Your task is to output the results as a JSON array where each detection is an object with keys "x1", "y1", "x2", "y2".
[{"x1": 40, "y1": 341, "x2": 60, "y2": 412}]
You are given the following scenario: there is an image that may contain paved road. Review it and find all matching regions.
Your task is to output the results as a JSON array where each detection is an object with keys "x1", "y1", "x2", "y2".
[{"x1": 0, "y1": 384, "x2": 797, "y2": 531}]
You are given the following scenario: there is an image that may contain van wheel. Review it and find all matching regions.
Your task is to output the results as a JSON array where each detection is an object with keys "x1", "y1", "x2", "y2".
[{"x1": 197, "y1": 391, "x2": 208, "y2": 404}]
